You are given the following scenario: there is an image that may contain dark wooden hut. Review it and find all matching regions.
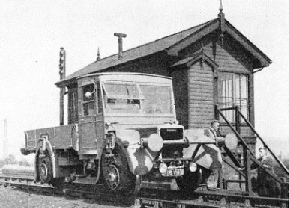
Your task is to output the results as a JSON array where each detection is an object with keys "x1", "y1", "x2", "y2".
[{"x1": 60, "y1": 10, "x2": 271, "y2": 152}]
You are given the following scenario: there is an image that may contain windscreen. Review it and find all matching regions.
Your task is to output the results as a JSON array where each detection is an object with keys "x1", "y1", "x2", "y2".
[
  {"x1": 103, "y1": 83, "x2": 142, "y2": 114},
  {"x1": 139, "y1": 85, "x2": 172, "y2": 114},
  {"x1": 103, "y1": 82, "x2": 173, "y2": 114}
]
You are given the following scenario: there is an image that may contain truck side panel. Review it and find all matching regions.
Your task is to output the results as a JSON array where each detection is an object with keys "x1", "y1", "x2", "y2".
[
  {"x1": 54, "y1": 124, "x2": 77, "y2": 149},
  {"x1": 25, "y1": 124, "x2": 77, "y2": 152}
]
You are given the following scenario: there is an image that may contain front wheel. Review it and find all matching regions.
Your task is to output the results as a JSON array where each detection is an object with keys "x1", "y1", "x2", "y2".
[{"x1": 101, "y1": 144, "x2": 136, "y2": 192}]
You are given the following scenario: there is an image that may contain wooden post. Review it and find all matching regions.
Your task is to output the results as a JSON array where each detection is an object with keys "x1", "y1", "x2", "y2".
[
  {"x1": 244, "y1": 149, "x2": 253, "y2": 195},
  {"x1": 214, "y1": 104, "x2": 219, "y2": 120},
  {"x1": 235, "y1": 106, "x2": 240, "y2": 134}
]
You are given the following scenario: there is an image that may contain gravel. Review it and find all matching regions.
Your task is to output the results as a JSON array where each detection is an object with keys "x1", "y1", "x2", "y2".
[{"x1": 0, "y1": 186, "x2": 133, "y2": 208}]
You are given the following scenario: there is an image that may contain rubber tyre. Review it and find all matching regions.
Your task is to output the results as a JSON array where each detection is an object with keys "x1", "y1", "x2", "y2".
[
  {"x1": 176, "y1": 166, "x2": 202, "y2": 191},
  {"x1": 101, "y1": 144, "x2": 136, "y2": 192}
]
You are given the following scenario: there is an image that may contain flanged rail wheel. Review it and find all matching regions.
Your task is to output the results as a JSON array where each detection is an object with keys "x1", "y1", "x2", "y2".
[
  {"x1": 103, "y1": 164, "x2": 120, "y2": 190},
  {"x1": 39, "y1": 162, "x2": 49, "y2": 183},
  {"x1": 101, "y1": 144, "x2": 136, "y2": 192}
]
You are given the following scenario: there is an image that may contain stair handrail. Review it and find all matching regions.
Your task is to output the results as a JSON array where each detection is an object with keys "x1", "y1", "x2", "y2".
[
  {"x1": 218, "y1": 108, "x2": 283, "y2": 183},
  {"x1": 238, "y1": 111, "x2": 289, "y2": 176},
  {"x1": 218, "y1": 110, "x2": 252, "y2": 154}
]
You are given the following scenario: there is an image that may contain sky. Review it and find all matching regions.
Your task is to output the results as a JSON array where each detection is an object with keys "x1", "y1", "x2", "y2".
[{"x1": 0, "y1": 0, "x2": 289, "y2": 160}]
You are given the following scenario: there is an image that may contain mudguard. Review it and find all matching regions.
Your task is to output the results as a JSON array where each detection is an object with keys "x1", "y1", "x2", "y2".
[
  {"x1": 34, "y1": 136, "x2": 57, "y2": 180},
  {"x1": 183, "y1": 128, "x2": 222, "y2": 170},
  {"x1": 115, "y1": 130, "x2": 157, "y2": 175}
]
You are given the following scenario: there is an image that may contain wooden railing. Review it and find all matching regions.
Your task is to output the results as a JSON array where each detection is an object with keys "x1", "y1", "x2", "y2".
[{"x1": 216, "y1": 105, "x2": 289, "y2": 198}]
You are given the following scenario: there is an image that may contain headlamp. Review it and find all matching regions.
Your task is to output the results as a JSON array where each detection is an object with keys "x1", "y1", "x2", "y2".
[
  {"x1": 159, "y1": 162, "x2": 167, "y2": 174},
  {"x1": 142, "y1": 134, "x2": 163, "y2": 152}
]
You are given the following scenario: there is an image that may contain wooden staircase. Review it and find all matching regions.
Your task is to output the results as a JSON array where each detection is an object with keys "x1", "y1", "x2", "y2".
[{"x1": 216, "y1": 106, "x2": 289, "y2": 197}]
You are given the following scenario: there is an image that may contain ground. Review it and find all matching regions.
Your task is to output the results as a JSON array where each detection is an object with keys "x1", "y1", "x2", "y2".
[{"x1": 0, "y1": 186, "x2": 130, "y2": 208}]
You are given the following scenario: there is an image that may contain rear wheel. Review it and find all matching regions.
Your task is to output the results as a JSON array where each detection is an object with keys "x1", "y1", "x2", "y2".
[
  {"x1": 176, "y1": 166, "x2": 202, "y2": 191},
  {"x1": 101, "y1": 144, "x2": 136, "y2": 192},
  {"x1": 36, "y1": 150, "x2": 53, "y2": 184}
]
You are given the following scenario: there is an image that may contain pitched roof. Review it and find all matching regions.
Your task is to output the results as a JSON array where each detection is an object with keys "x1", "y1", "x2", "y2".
[
  {"x1": 224, "y1": 19, "x2": 271, "y2": 68},
  {"x1": 56, "y1": 16, "x2": 271, "y2": 87},
  {"x1": 57, "y1": 18, "x2": 218, "y2": 86}
]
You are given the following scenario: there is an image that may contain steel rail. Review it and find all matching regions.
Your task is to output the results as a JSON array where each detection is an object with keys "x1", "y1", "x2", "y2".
[{"x1": 1, "y1": 174, "x2": 289, "y2": 208}]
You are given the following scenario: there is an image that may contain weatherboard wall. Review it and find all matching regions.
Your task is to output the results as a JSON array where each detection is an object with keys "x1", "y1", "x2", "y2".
[
  {"x1": 187, "y1": 61, "x2": 215, "y2": 128},
  {"x1": 179, "y1": 35, "x2": 255, "y2": 137}
]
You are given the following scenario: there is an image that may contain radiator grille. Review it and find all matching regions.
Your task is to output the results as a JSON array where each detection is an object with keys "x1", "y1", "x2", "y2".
[
  {"x1": 160, "y1": 128, "x2": 183, "y2": 141},
  {"x1": 160, "y1": 128, "x2": 183, "y2": 158}
]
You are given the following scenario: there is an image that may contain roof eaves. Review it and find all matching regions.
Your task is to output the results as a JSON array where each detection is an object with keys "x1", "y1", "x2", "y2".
[{"x1": 225, "y1": 20, "x2": 272, "y2": 68}]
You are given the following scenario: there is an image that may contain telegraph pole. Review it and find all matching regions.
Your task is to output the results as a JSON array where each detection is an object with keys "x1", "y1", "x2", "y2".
[{"x1": 59, "y1": 48, "x2": 66, "y2": 126}]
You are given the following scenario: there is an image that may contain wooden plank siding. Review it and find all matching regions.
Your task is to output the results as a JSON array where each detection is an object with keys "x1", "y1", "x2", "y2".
[
  {"x1": 203, "y1": 39, "x2": 252, "y2": 74},
  {"x1": 201, "y1": 36, "x2": 255, "y2": 146},
  {"x1": 188, "y1": 61, "x2": 214, "y2": 128},
  {"x1": 176, "y1": 34, "x2": 256, "y2": 149}
]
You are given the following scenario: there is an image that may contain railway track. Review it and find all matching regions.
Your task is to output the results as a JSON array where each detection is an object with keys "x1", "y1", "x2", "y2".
[
  {"x1": 0, "y1": 173, "x2": 135, "y2": 207},
  {"x1": 1, "y1": 174, "x2": 288, "y2": 208},
  {"x1": 137, "y1": 187, "x2": 289, "y2": 208}
]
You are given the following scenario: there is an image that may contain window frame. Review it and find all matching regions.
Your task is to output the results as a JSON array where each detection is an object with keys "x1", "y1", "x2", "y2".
[
  {"x1": 218, "y1": 72, "x2": 249, "y2": 123},
  {"x1": 81, "y1": 83, "x2": 95, "y2": 117}
]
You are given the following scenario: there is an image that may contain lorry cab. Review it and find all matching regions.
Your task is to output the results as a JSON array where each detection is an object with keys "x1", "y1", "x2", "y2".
[{"x1": 75, "y1": 72, "x2": 177, "y2": 158}]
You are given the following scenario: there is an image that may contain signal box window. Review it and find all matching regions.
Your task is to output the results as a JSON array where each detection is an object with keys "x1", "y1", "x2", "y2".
[
  {"x1": 218, "y1": 73, "x2": 248, "y2": 122},
  {"x1": 82, "y1": 84, "x2": 95, "y2": 116}
]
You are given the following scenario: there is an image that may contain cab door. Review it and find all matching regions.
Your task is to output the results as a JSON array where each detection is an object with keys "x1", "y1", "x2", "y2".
[
  {"x1": 94, "y1": 79, "x2": 105, "y2": 159},
  {"x1": 78, "y1": 77, "x2": 98, "y2": 154}
]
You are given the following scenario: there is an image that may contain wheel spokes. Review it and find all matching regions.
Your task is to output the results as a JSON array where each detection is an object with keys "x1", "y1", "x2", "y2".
[{"x1": 104, "y1": 165, "x2": 120, "y2": 190}]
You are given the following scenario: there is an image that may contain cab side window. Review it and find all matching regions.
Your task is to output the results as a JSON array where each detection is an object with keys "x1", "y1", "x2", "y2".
[{"x1": 82, "y1": 84, "x2": 94, "y2": 116}]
